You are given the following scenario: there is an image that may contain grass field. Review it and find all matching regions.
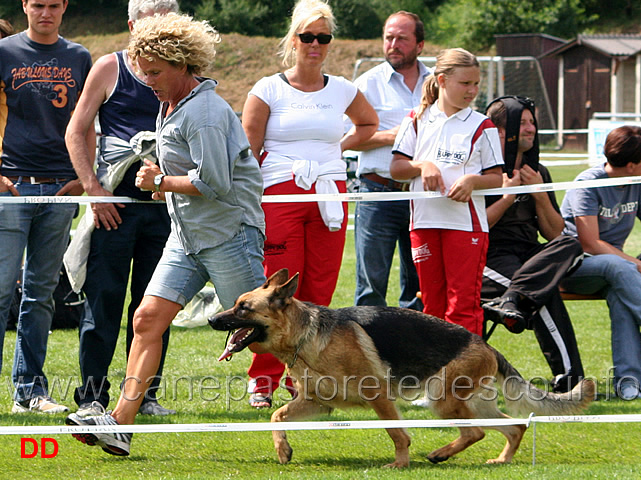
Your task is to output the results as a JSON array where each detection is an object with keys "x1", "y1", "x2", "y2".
[{"x1": 2, "y1": 162, "x2": 641, "y2": 479}]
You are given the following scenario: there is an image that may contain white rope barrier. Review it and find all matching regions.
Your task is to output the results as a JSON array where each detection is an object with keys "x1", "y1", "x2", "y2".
[
  {"x1": 3, "y1": 413, "x2": 640, "y2": 437},
  {"x1": 0, "y1": 196, "x2": 154, "y2": 204},
  {"x1": 1, "y1": 176, "x2": 640, "y2": 204},
  {"x1": 5, "y1": 414, "x2": 641, "y2": 465},
  {"x1": 262, "y1": 176, "x2": 641, "y2": 203},
  {"x1": 529, "y1": 413, "x2": 641, "y2": 424},
  {"x1": 0, "y1": 417, "x2": 532, "y2": 436}
]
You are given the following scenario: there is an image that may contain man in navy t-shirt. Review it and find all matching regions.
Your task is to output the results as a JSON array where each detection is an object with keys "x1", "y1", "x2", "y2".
[{"x1": 0, "y1": 0, "x2": 92, "y2": 413}]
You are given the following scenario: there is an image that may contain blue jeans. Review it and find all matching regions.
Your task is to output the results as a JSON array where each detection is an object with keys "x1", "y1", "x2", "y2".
[
  {"x1": 562, "y1": 254, "x2": 641, "y2": 389},
  {"x1": 0, "y1": 182, "x2": 77, "y2": 402},
  {"x1": 145, "y1": 224, "x2": 266, "y2": 310},
  {"x1": 354, "y1": 177, "x2": 422, "y2": 310}
]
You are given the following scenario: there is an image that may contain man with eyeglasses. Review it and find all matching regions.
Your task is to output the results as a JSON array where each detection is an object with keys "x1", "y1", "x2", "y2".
[
  {"x1": 481, "y1": 96, "x2": 585, "y2": 394},
  {"x1": 350, "y1": 11, "x2": 429, "y2": 311}
]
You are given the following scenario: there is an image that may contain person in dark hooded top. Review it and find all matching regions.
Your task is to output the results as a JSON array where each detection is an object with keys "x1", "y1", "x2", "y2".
[{"x1": 481, "y1": 96, "x2": 586, "y2": 393}]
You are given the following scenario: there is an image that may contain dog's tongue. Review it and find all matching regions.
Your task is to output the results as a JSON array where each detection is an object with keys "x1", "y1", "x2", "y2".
[
  {"x1": 217, "y1": 347, "x2": 234, "y2": 362},
  {"x1": 218, "y1": 328, "x2": 253, "y2": 361}
]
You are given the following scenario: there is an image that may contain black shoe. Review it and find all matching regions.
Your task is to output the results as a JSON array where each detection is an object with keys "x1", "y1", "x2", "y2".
[
  {"x1": 551, "y1": 374, "x2": 580, "y2": 394},
  {"x1": 482, "y1": 295, "x2": 527, "y2": 334}
]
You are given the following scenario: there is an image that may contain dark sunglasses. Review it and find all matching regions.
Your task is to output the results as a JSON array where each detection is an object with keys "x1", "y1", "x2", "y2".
[{"x1": 297, "y1": 33, "x2": 333, "y2": 44}]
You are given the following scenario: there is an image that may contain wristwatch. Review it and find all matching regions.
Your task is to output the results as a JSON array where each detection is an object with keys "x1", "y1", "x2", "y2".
[{"x1": 153, "y1": 173, "x2": 165, "y2": 192}]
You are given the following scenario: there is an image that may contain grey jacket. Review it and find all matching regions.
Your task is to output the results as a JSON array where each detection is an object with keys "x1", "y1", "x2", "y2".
[{"x1": 156, "y1": 79, "x2": 265, "y2": 254}]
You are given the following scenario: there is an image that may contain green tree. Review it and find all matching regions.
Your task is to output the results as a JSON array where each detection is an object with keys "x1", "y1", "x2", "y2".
[
  {"x1": 177, "y1": 0, "x2": 204, "y2": 15},
  {"x1": 370, "y1": 0, "x2": 442, "y2": 27},
  {"x1": 433, "y1": 0, "x2": 597, "y2": 50},
  {"x1": 1, "y1": 1, "x2": 26, "y2": 18},
  {"x1": 329, "y1": 0, "x2": 382, "y2": 39},
  {"x1": 196, "y1": 0, "x2": 292, "y2": 37}
]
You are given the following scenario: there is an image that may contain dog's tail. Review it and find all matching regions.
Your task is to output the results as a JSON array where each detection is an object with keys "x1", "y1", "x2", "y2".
[{"x1": 493, "y1": 348, "x2": 595, "y2": 417}]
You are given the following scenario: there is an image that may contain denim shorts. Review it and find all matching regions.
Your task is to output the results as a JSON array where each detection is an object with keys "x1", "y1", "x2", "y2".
[{"x1": 145, "y1": 224, "x2": 266, "y2": 310}]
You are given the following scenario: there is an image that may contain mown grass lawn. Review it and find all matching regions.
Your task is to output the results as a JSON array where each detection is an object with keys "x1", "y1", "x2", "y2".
[{"x1": 1, "y1": 161, "x2": 640, "y2": 479}]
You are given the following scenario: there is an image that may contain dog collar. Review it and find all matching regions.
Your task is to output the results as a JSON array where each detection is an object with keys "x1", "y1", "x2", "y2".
[{"x1": 288, "y1": 340, "x2": 305, "y2": 368}]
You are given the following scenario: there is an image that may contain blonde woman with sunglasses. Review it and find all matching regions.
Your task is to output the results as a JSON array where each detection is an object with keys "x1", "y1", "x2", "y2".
[{"x1": 242, "y1": 0, "x2": 378, "y2": 409}]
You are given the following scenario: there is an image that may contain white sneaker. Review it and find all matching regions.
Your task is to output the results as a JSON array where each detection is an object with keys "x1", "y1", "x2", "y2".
[
  {"x1": 138, "y1": 400, "x2": 176, "y2": 416},
  {"x1": 12, "y1": 395, "x2": 69, "y2": 414},
  {"x1": 76, "y1": 401, "x2": 106, "y2": 417},
  {"x1": 66, "y1": 404, "x2": 132, "y2": 456}
]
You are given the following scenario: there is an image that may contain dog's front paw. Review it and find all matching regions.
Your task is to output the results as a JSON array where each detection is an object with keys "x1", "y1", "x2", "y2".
[
  {"x1": 273, "y1": 430, "x2": 293, "y2": 464},
  {"x1": 276, "y1": 443, "x2": 293, "y2": 464}
]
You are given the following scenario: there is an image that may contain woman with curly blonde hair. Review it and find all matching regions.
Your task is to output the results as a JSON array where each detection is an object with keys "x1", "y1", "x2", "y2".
[
  {"x1": 66, "y1": 13, "x2": 267, "y2": 456},
  {"x1": 127, "y1": 11, "x2": 219, "y2": 76},
  {"x1": 390, "y1": 47, "x2": 504, "y2": 336},
  {"x1": 242, "y1": 0, "x2": 378, "y2": 408}
]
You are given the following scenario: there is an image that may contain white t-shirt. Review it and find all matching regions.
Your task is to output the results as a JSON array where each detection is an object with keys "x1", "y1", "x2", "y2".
[
  {"x1": 393, "y1": 103, "x2": 503, "y2": 232},
  {"x1": 249, "y1": 73, "x2": 358, "y2": 189}
]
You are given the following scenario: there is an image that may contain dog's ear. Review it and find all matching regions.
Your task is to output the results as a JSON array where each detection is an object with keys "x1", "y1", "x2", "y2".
[
  {"x1": 265, "y1": 268, "x2": 289, "y2": 288},
  {"x1": 269, "y1": 272, "x2": 299, "y2": 308},
  {"x1": 280, "y1": 272, "x2": 299, "y2": 298}
]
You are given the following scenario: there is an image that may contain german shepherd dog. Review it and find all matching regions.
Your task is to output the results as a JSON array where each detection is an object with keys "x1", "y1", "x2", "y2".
[{"x1": 209, "y1": 269, "x2": 594, "y2": 467}]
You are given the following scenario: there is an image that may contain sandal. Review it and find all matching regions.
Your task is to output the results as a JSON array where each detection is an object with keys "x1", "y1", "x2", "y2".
[{"x1": 249, "y1": 393, "x2": 272, "y2": 409}]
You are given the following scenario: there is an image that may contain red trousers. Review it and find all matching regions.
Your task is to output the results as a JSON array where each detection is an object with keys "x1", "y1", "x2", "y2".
[
  {"x1": 410, "y1": 228, "x2": 487, "y2": 337},
  {"x1": 248, "y1": 179, "x2": 347, "y2": 395}
]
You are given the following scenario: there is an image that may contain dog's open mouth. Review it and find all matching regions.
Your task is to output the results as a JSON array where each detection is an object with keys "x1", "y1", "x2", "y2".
[{"x1": 218, "y1": 327, "x2": 261, "y2": 361}]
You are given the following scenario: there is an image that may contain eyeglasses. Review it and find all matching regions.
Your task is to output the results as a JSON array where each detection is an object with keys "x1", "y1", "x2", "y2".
[{"x1": 297, "y1": 33, "x2": 333, "y2": 44}]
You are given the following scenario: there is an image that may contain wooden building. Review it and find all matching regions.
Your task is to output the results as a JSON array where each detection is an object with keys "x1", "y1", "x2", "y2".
[{"x1": 543, "y1": 34, "x2": 641, "y2": 149}]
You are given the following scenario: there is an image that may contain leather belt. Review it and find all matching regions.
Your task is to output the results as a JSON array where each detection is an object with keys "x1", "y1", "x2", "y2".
[
  {"x1": 5, "y1": 176, "x2": 69, "y2": 185},
  {"x1": 361, "y1": 173, "x2": 410, "y2": 192}
]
